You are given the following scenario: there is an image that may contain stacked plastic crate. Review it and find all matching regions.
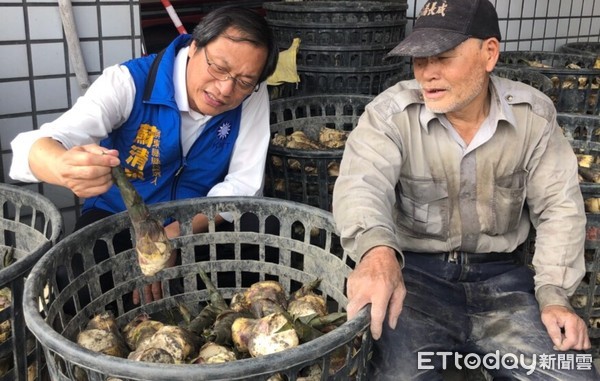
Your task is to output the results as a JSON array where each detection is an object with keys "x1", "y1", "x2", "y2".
[
  {"x1": 262, "y1": 1, "x2": 408, "y2": 212},
  {"x1": 264, "y1": 1, "x2": 408, "y2": 98},
  {"x1": 498, "y1": 46, "x2": 600, "y2": 351},
  {"x1": 0, "y1": 184, "x2": 62, "y2": 380}
]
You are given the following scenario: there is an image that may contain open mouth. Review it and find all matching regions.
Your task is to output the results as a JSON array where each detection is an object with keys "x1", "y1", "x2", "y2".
[
  {"x1": 423, "y1": 88, "x2": 447, "y2": 99},
  {"x1": 204, "y1": 91, "x2": 224, "y2": 107}
]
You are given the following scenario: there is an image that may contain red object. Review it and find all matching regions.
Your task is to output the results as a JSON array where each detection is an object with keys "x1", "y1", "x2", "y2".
[
  {"x1": 159, "y1": 0, "x2": 188, "y2": 34},
  {"x1": 140, "y1": 1, "x2": 269, "y2": 54}
]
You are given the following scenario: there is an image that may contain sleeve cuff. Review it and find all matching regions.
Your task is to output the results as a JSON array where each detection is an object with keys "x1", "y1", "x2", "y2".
[
  {"x1": 9, "y1": 131, "x2": 48, "y2": 183},
  {"x1": 536, "y1": 284, "x2": 573, "y2": 311},
  {"x1": 353, "y1": 227, "x2": 404, "y2": 266}
]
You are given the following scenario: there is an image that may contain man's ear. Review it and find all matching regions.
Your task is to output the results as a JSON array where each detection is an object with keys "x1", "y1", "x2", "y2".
[
  {"x1": 483, "y1": 37, "x2": 501, "y2": 72},
  {"x1": 188, "y1": 40, "x2": 198, "y2": 58}
]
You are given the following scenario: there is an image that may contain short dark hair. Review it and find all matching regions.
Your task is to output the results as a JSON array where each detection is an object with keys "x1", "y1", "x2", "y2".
[{"x1": 191, "y1": 6, "x2": 278, "y2": 84}]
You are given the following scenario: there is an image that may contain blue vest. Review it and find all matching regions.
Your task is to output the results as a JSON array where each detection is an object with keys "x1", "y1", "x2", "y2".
[{"x1": 83, "y1": 34, "x2": 243, "y2": 214}]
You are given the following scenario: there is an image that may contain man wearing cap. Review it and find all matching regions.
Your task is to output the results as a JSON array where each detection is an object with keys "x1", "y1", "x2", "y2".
[{"x1": 333, "y1": 0, "x2": 598, "y2": 379}]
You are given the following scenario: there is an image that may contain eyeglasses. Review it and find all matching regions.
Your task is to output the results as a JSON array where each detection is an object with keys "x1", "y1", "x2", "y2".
[{"x1": 203, "y1": 47, "x2": 258, "y2": 93}]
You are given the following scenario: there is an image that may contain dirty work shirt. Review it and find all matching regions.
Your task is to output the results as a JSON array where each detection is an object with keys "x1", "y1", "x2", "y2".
[
  {"x1": 9, "y1": 46, "x2": 271, "y2": 206},
  {"x1": 332, "y1": 75, "x2": 586, "y2": 311}
]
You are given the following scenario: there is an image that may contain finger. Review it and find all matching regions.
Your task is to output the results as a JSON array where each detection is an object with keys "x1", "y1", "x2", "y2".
[
  {"x1": 132, "y1": 289, "x2": 140, "y2": 305},
  {"x1": 69, "y1": 175, "x2": 113, "y2": 191},
  {"x1": 558, "y1": 322, "x2": 578, "y2": 350},
  {"x1": 346, "y1": 296, "x2": 368, "y2": 321},
  {"x1": 345, "y1": 275, "x2": 363, "y2": 320},
  {"x1": 387, "y1": 285, "x2": 406, "y2": 330},
  {"x1": 144, "y1": 284, "x2": 153, "y2": 304},
  {"x1": 62, "y1": 160, "x2": 115, "y2": 184},
  {"x1": 575, "y1": 319, "x2": 591, "y2": 350},
  {"x1": 542, "y1": 319, "x2": 564, "y2": 349},
  {"x1": 101, "y1": 148, "x2": 120, "y2": 158},
  {"x1": 80, "y1": 145, "x2": 120, "y2": 158},
  {"x1": 88, "y1": 153, "x2": 120, "y2": 168},
  {"x1": 68, "y1": 178, "x2": 115, "y2": 198},
  {"x1": 75, "y1": 146, "x2": 120, "y2": 167},
  {"x1": 346, "y1": 294, "x2": 380, "y2": 339},
  {"x1": 582, "y1": 332, "x2": 591, "y2": 350},
  {"x1": 369, "y1": 291, "x2": 394, "y2": 340},
  {"x1": 151, "y1": 281, "x2": 163, "y2": 301},
  {"x1": 369, "y1": 303, "x2": 386, "y2": 341}
]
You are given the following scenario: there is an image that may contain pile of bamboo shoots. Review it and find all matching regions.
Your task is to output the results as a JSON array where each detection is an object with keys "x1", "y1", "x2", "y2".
[
  {"x1": 0, "y1": 287, "x2": 12, "y2": 377},
  {"x1": 271, "y1": 127, "x2": 349, "y2": 151},
  {"x1": 0, "y1": 247, "x2": 36, "y2": 380},
  {"x1": 0, "y1": 247, "x2": 15, "y2": 378},
  {"x1": 75, "y1": 275, "x2": 350, "y2": 380},
  {"x1": 518, "y1": 58, "x2": 600, "y2": 112},
  {"x1": 269, "y1": 127, "x2": 346, "y2": 195},
  {"x1": 519, "y1": 58, "x2": 600, "y2": 89},
  {"x1": 270, "y1": 127, "x2": 346, "y2": 175},
  {"x1": 576, "y1": 153, "x2": 600, "y2": 213}
]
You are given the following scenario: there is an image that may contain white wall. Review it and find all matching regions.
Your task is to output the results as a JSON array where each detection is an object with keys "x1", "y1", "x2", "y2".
[{"x1": 0, "y1": 0, "x2": 142, "y2": 232}]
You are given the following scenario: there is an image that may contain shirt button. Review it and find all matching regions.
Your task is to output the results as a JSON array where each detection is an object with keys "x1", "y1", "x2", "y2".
[{"x1": 505, "y1": 95, "x2": 513, "y2": 102}]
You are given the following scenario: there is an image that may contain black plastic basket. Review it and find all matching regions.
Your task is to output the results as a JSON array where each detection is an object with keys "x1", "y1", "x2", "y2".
[
  {"x1": 264, "y1": 1, "x2": 408, "y2": 45},
  {"x1": 267, "y1": 18, "x2": 408, "y2": 49},
  {"x1": 263, "y1": 1, "x2": 407, "y2": 24},
  {"x1": 265, "y1": 95, "x2": 373, "y2": 211},
  {"x1": 270, "y1": 64, "x2": 406, "y2": 99},
  {"x1": 23, "y1": 197, "x2": 371, "y2": 381},
  {"x1": 266, "y1": 1, "x2": 407, "y2": 68},
  {"x1": 558, "y1": 42, "x2": 600, "y2": 59},
  {"x1": 498, "y1": 51, "x2": 600, "y2": 114},
  {"x1": 293, "y1": 40, "x2": 406, "y2": 68},
  {"x1": 492, "y1": 66, "x2": 554, "y2": 94},
  {"x1": 571, "y1": 213, "x2": 600, "y2": 339},
  {"x1": 0, "y1": 183, "x2": 63, "y2": 380},
  {"x1": 556, "y1": 113, "x2": 600, "y2": 337},
  {"x1": 558, "y1": 113, "x2": 600, "y2": 153}
]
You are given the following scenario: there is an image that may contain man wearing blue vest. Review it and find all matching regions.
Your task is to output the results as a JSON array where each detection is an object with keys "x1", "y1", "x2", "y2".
[{"x1": 10, "y1": 7, "x2": 278, "y2": 305}]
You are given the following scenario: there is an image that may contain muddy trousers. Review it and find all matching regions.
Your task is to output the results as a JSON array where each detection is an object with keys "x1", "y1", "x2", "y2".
[{"x1": 369, "y1": 253, "x2": 599, "y2": 381}]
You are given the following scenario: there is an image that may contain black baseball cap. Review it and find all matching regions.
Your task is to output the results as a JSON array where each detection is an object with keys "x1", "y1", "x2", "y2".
[{"x1": 387, "y1": 0, "x2": 502, "y2": 58}]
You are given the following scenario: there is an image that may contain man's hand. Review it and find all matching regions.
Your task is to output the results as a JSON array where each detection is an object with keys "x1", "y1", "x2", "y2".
[
  {"x1": 346, "y1": 246, "x2": 405, "y2": 340},
  {"x1": 541, "y1": 305, "x2": 591, "y2": 351},
  {"x1": 29, "y1": 139, "x2": 120, "y2": 198},
  {"x1": 56, "y1": 145, "x2": 120, "y2": 197}
]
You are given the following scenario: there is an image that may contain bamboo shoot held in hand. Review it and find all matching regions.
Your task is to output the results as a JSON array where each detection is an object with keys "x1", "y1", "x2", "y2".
[{"x1": 111, "y1": 166, "x2": 173, "y2": 276}]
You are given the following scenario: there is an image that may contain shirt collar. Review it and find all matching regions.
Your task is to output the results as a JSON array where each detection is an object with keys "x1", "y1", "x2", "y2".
[
  {"x1": 489, "y1": 74, "x2": 518, "y2": 130},
  {"x1": 174, "y1": 46, "x2": 205, "y2": 121}
]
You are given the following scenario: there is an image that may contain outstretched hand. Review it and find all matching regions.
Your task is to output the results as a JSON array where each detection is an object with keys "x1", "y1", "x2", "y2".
[{"x1": 346, "y1": 246, "x2": 405, "y2": 340}]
